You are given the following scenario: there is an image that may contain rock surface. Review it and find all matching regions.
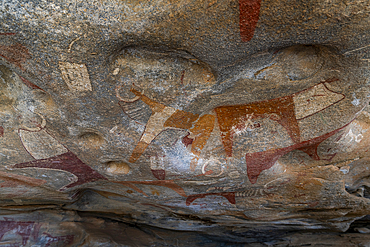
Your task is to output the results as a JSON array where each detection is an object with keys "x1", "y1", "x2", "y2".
[{"x1": 1, "y1": 0, "x2": 370, "y2": 246}]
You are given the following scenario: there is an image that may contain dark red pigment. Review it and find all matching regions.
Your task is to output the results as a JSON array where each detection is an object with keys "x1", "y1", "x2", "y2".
[
  {"x1": 151, "y1": 169, "x2": 166, "y2": 180},
  {"x1": 239, "y1": 0, "x2": 262, "y2": 42},
  {"x1": 246, "y1": 123, "x2": 350, "y2": 184},
  {"x1": 182, "y1": 133, "x2": 193, "y2": 147},
  {"x1": 0, "y1": 43, "x2": 30, "y2": 69},
  {"x1": 0, "y1": 33, "x2": 16, "y2": 36},
  {"x1": 11, "y1": 151, "x2": 107, "y2": 190},
  {"x1": 215, "y1": 80, "x2": 345, "y2": 184},
  {"x1": 0, "y1": 220, "x2": 38, "y2": 246},
  {"x1": 20, "y1": 76, "x2": 44, "y2": 90},
  {"x1": 215, "y1": 95, "x2": 300, "y2": 157}
]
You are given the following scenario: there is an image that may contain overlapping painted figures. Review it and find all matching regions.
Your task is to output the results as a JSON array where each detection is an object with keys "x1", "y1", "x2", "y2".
[
  {"x1": 1, "y1": 44, "x2": 370, "y2": 221},
  {"x1": 2, "y1": 0, "x2": 370, "y2": 245}
]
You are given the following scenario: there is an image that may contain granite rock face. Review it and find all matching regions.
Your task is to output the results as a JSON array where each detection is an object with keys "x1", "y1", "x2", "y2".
[{"x1": 1, "y1": 0, "x2": 370, "y2": 246}]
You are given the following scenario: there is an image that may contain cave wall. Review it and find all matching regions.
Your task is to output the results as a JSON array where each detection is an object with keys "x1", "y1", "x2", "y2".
[{"x1": 1, "y1": 0, "x2": 370, "y2": 246}]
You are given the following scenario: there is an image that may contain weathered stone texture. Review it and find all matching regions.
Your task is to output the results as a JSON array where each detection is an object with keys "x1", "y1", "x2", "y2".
[{"x1": 1, "y1": 0, "x2": 370, "y2": 246}]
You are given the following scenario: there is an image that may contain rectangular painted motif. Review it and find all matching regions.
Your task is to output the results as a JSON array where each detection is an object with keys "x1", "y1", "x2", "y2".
[{"x1": 59, "y1": 62, "x2": 92, "y2": 91}]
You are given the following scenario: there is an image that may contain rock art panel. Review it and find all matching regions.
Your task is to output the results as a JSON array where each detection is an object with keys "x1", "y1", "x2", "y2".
[
  {"x1": 0, "y1": 64, "x2": 106, "y2": 193},
  {"x1": 118, "y1": 76, "x2": 350, "y2": 183},
  {"x1": 1, "y1": 1, "x2": 370, "y2": 245},
  {"x1": 117, "y1": 85, "x2": 215, "y2": 170},
  {"x1": 15, "y1": 116, "x2": 106, "y2": 190}
]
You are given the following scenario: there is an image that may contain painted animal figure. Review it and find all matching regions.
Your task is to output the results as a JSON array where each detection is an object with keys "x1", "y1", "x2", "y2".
[
  {"x1": 118, "y1": 78, "x2": 345, "y2": 183},
  {"x1": 9, "y1": 113, "x2": 107, "y2": 190},
  {"x1": 117, "y1": 85, "x2": 215, "y2": 171}
]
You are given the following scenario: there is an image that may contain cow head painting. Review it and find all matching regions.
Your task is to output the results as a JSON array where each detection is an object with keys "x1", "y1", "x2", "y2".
[{"x1": 112, "y1": 45, "x2": 369, "y2": 184}]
